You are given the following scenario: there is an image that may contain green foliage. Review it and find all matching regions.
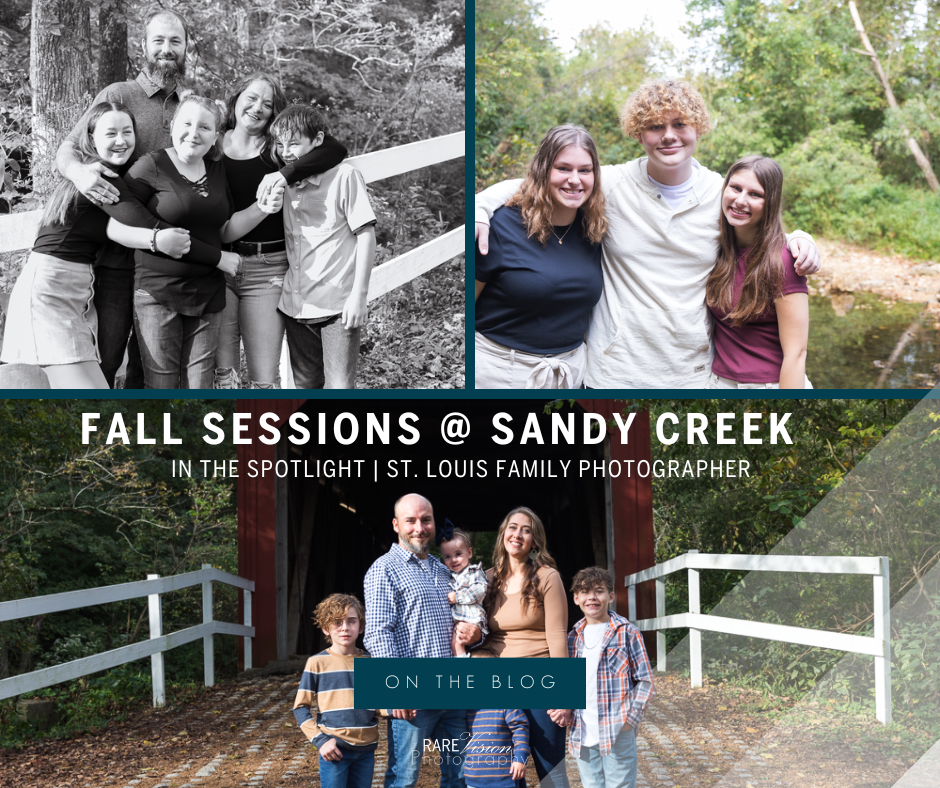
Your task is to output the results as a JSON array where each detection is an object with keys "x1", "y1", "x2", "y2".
[
  {"x1": 474, "y1": 0, "x2": 561, "y2": 185},
  {"x1": 639, "y1": 398, "x2": 940, "y2": 740},
  {"x1": 892, "y1": 601, "x2": 940, "y2": 738},
  {"x1": 694, "y1": 96, "x2": 783, "y2": 176},
  {"x1": 778, "y1": 125, "x2": 940, "y2": 257},
  {"x1": 476, "y1": 0, "x2": 940, "y2": 258},
  {"x1": 643, "y1": 399, "x2": 917, "y2": 618},
  {"x1": 875, "y1": 96, "x2": 940, "y2": 184},
  {"x1": 474, "y1": 1, "x2": 659, "y2": 187},
  {"x1": 778, "y1": 122, "x2": 882, "y2": 234},
  {"x1": 0, "y1": 400, "x2": 240, "y2": 724},
  {"x1": 0, "y1": 661, "x2": 209, "y2": 748}
]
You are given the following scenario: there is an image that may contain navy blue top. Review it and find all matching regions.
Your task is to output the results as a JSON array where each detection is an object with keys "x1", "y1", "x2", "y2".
[{"x1": 474, "y1": 205, "x2": 603, "y2": 354}]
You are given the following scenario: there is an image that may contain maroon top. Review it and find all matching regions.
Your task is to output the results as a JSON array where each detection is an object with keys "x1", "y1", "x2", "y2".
[{"x1": 709, "y1": 247, "x2": 808, "y2": 383}]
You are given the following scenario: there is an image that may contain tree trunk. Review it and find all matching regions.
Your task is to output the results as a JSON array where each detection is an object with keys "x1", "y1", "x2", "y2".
[
  {"x1": 30, "y1": 0, "x2": 93, "y2": 199},
  {"x1": 234, "y1": 6, "x2": 250, "y2": 50},
  {"x1": 97, "y1": 0, "x2": 128, "y2": 90},
  {"x1": 848, "y1": 0, "x2": 940, "y2": 192}
]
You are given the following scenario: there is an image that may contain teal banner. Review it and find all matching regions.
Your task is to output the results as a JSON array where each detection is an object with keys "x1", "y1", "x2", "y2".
[{"x1": 355, "y1": 658, "x2": 586, "y2": 709}]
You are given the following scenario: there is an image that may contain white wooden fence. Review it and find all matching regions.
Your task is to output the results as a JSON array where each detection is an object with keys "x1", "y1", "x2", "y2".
[
  {"x1": 624, "y1": 550, "x2": 892, "y2": 724},
  {"x1": 0, "y1": 131, "x2": 465, "y2": 388},
  {"x1": 0, "y1": 565, "x2": 254, "y2": 708}
]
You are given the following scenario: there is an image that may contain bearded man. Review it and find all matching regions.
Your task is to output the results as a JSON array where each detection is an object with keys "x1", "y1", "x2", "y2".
[
  {"x1": 364, "y1": 494, "x2": 484, "y2": 788},
  {"x1": 54, "y1": 9, "x2": 190, "y2": 388}
]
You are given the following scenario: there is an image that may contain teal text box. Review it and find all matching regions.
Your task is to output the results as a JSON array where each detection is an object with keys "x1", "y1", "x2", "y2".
[{"x1": 355, "y1": 658, "x2": 586, "y2": 709}]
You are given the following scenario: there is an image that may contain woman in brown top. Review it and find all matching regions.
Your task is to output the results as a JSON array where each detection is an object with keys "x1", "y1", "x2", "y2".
[{"x1": 483, "y1": 506, "x2": 571, "y2": 788}]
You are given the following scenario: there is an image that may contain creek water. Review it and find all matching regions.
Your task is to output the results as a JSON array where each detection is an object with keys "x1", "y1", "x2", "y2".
[{"x1": 807, "y1": 292, "x2": 940, "y2": 389}]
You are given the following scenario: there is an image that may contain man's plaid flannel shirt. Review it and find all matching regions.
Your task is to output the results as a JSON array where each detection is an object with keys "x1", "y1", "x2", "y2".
[{"x1": 567, "y1": 610, "x2": 655, "y2": 757}]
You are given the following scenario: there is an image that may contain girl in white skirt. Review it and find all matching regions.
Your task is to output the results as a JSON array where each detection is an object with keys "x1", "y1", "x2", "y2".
[{"x1": 1, "y1": 101, "x2": 221, "y2": 388}]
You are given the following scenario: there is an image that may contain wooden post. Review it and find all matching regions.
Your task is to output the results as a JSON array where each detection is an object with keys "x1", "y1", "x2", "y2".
[
  {"x1": 603, "y1": 438, "x2": 615, "y2": 583},
  {"x1": 147, "y1": 574, "x2": 165, "y2": 708},
  {"x1": 244, "y1": 589, "x2": 253, "y2": 671},
  {"x1": 873, "y1": 557, "x2": 892, "y2": 724},
  {"x1": 688, "y1": 550, "x2": 702, "y2": 688},
  {"x1": 275, "y1": 440, "x2": 289, "y2": 661},
  {"x1": 627, "y1": 584, "x2": 637, "y2": 622},
  {"x1": 202, "y1": 564, "x2": 214, "y2": 687},
  {"x1": 656, "y1": 577, "x2": 666, "y2": 672}
]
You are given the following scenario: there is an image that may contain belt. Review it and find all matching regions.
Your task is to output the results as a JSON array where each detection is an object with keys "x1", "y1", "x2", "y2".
[{"x1": 225, "y1": 239, "x2": 286, "y2": 255}]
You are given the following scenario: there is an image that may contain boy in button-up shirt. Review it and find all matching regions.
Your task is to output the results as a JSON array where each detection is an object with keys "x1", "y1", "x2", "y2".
[
  {"x1": 567, "y1": 566, "x2": 654, "y2": 788},
  {"x1": 270, "y1": 104, "x2": 377, "y2": 389}
]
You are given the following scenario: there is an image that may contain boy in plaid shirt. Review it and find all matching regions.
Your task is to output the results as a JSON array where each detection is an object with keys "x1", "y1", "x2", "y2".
[{"x1": 567, "y1": 567, "x2": 654, "y2": 788}]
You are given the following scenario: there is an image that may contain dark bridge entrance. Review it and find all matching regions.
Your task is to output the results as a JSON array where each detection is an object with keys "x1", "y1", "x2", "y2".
[{"x1": 236, "y1": 399, "x2": 654, "y2": 667}]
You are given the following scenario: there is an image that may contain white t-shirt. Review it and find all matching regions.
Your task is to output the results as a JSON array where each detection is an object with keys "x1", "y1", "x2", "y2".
[
  {"x1": 648, "y1": 172, "x2": 697, "y2": 210},
  {"x1": 580, "y1": 623, "x2": 607, "y2": 748}
]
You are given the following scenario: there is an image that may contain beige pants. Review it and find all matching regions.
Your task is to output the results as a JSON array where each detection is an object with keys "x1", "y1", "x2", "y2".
[
  {"x1": 475, "y1": 332, "x2": 587, "y2": 389},
  {"x1": 706, "y1": 372, "x2": 814, "y2": 389}
]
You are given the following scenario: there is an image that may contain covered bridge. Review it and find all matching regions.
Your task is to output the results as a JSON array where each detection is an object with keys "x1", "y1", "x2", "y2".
[{"x1": 235, "y1": 399, "x2": 655, "y2": 667}]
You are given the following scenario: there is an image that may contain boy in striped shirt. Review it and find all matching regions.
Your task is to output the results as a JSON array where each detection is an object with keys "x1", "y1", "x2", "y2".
[
  {"x1": 464, "y1": 709, "x2": 530, "y2": 788},
  {"x1": 568, "y1": 567, "x2": 654, "y2": 788},
  {"x1": 294, "y1": 593, "x2": 383, "y2": 788}
]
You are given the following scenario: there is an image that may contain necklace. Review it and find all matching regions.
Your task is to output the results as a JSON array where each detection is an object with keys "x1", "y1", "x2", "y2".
[
  {"x1": 550, "y1": 221, "x2": 574, "y2": 245},
  {"x1": 583, "y1": 624, "x2": 606, "y2": 649}
]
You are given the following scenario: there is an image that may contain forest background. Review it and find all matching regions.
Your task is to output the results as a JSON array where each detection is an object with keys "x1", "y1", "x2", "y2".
[
  {"x1": 0, "y1": 0, "x2": 466, "y2": 388},
  {"x1": 475, "y1": 0, "x2": 940, "y2": 261},
  {"x1": 2, "y1": 398, "x2": 938, "y2": 752}
]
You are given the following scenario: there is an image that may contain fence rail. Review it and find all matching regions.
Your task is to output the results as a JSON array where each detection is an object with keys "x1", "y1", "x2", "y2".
[
  {"x1": 0, "y1": 131, "x2": 465, "y2": 256},
  {"x1": 0, "y1": 565, "x2": 254, "y2": 707},
  {"x1": 624, "y1": 550, "x2": 892, "y2": 724}
]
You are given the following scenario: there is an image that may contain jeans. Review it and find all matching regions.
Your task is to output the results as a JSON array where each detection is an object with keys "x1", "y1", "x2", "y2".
[
  {"x1": 575, "y1": 727, "x2": 637, "y2": 788},
  {"x1": 282, "y1": 313, "x2": 360, "y2": 389},
  {"x1": 216, "y1": 251, "x2": 288, "y2": 386},
  {"x1": 319, "y1": 747, "x2": 375, "y2": 788},
  {"x1": 133, "y1": 290, "x2": 222, "y2": 389},
  {"x1": 92, "y1": 265, "x2": 144, "y2": 388},
  {"x1": 384, "y1": 710, "x2": 467, "y2": 788},
  {"x1": 523, "y1": 709, "x2": 570, "y2": 788}
]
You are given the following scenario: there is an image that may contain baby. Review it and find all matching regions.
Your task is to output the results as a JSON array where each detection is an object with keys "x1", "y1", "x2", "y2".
[{"x1": 438, "y1": 525, "x2": 488, "y2": 656}]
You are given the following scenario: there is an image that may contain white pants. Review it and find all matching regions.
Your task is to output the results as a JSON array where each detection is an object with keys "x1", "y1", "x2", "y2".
[
  {"x1": 706, "y1": 372, "x2": 814, "y2": 389},
  {"x1": 475, "y1": 331, "x2": 587, "y2": 389}
]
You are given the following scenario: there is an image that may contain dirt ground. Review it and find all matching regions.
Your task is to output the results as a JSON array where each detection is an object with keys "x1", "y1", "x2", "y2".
[
  {"x1": 0, "y1": 671, "x2": 925, "y2": 788},
  {"x1": 810, "y1": 238, "x2": 940, "y2": 318}
]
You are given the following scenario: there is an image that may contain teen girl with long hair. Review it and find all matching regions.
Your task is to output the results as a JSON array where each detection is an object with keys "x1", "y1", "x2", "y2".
[
  {"x1": 474, "y1": 125, "x2": 608, "y2": 389},
  {"x1": 1, "y1": 102, "x2": 217, "y2": 388},
  {"x1": 705, "y1": 155, "x2": 810, "y2": 389}
]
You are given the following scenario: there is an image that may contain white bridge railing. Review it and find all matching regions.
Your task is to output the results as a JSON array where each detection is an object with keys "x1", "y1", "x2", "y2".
[
  {"x1": 624, "y1": 550, "x2": 892, "y2": 724},
  {"x1": 0, "y1": 565, "x2": 254, "y2": 707}
]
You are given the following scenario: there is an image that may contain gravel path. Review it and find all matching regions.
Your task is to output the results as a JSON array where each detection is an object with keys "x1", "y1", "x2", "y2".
[{"x1": 0, "y1": 672, "x2": 923, "y2": 788}]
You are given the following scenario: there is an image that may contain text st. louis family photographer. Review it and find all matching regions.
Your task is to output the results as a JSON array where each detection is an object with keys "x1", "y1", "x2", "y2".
[{"x1": 0, "y1": 0, "x2": 465, "y2": 390}]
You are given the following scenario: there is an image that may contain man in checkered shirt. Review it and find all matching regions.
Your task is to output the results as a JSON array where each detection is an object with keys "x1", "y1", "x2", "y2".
[{"x1": 364, "y1": 494, "x2": 483, "y2": 788}]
